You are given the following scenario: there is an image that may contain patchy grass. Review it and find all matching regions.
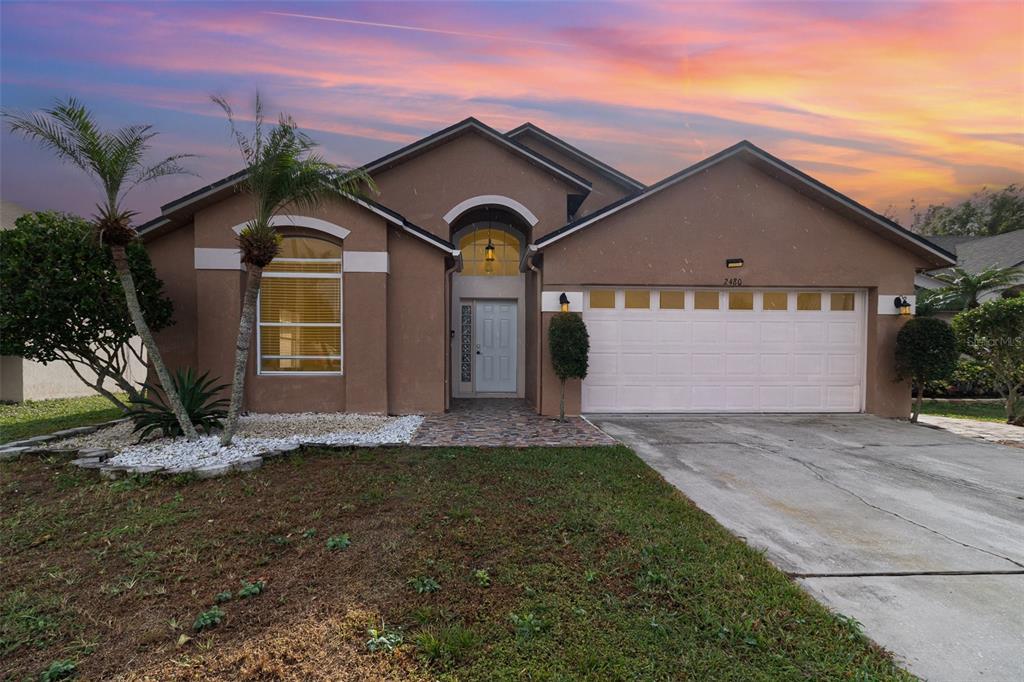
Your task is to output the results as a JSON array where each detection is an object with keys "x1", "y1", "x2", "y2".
[
  {"x1": 1, "y1": 447, "x2": 912, "y2": 680},
  {"x1": 0, "y1": 394, "x2": 124, "y2": 444},
  {"x1": 921, "y1": 399, "x2": 1009, "y2": 423}
]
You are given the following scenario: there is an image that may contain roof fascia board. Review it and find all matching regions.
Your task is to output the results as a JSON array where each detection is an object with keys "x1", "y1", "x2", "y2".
[
  {"x1": 506, "y1": 123, "x2": 645, "y2": 190},
  {"x1": 535, "y1": 142, "x2": 956, "y2": 265},
  {"x1": 363, "y1": 118, "x2": 592, "y2": 193}
]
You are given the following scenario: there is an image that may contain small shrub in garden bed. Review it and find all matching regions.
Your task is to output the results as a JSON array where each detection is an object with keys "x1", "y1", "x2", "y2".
[
  {"x1": 407, "y1": 576, "x2": 440, "y2": 594},
  {"x1": 236, "y1": 581, "x2": 265, "y2": 599},
  {"x1": 326, "y1": 534, "x2": 351, "y2": 551},
  {"x1": 192, "y1": 606, "x2": 225, "y2": 632},
  {"x1": 365, "y1": 627, "x2": 403, "y2": 653}
]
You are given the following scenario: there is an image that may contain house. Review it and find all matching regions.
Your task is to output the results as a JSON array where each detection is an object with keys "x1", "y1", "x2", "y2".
[
  {"x1": 138, "y1": 118, "x2": 954, "y2": 418},
  {"x1": 916, "y1": 230, "x2": 1024, "y2": 302},
  {"x1": 0, "y1": 200, "x2": 147, "y2": 402}
]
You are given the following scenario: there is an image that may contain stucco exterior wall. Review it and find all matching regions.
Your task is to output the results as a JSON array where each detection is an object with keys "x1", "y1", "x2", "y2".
[
  {"x1": 388, "y1": 228, "x2": 448, "y2": 414},
  {"x1": 536, "y1": 156, "x2": 929, "y2": 419},
  {"x1": 148, "y1": 223, "x2": 198, "y2": 374},
  {"x1": 511, "y1": 132, "x2": 633, "y2": 222},
  {"x1": 371, "y1": 131, "x2": 574, "y2": 241}
]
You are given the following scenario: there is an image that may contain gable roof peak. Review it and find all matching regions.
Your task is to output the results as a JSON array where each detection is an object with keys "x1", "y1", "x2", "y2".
[{"x1": 505, "y1": 121, "x2": 645, "y2": 191}]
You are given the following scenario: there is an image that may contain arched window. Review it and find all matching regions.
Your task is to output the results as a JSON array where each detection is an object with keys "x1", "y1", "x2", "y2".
[
  {"x1": 458, "y1": 225, "x2": 522, "y2": 276},
  {"x1": 258, "y1": 237, "x2": 342, "y2": 374}
]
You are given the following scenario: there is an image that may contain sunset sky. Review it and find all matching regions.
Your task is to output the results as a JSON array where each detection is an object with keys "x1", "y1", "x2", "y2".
[{"x1": 1, "y1": 1, "x2": 1022, "y2": 224}]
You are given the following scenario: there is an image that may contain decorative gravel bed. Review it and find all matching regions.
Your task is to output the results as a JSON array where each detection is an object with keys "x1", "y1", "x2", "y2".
[{"x1": 15, "y1": 413, "x2": 424, "y2": 478}]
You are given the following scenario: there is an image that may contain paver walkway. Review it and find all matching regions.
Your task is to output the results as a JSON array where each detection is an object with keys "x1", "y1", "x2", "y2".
[
  {"x1": 411, "y1": 399, "x2": 616, "y2": 447},
  {"x1": 919, "y1": 414, "x2": 1024, "y2": 447}
]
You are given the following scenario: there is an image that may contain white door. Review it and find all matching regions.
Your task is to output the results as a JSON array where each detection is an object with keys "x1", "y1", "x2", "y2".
[
  {"x1": 475, "y1": 300, "x2": 517, "y2": 393},
  {"x1": 583, "y1": 289, "x2": 866, "y2": 413}
]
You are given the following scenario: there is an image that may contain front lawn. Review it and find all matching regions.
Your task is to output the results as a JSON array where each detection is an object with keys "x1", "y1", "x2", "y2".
[
  {"x1": 1, "y1": 447, "x2": 910, "y2": 680},
  {"x1": 0, "y1": 394, "x2": 124, "y2": 444},
  {"x1": 920, "y1": 399, "x2": 1009, "y2": 423}
]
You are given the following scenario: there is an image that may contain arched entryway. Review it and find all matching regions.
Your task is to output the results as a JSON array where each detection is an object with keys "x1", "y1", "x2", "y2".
[{"x1": 447, "y1": 204, "x2": 531, "y2": 398}]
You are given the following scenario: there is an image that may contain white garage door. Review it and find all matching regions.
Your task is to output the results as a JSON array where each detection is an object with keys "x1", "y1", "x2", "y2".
[{"x1": 582, "y1": 289, "x2": 866, "y2": 413}]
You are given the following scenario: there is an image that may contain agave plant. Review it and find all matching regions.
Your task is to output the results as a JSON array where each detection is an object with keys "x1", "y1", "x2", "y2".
[{"x1": 129, "y1": 368, "x2": 229, "y2": 440}]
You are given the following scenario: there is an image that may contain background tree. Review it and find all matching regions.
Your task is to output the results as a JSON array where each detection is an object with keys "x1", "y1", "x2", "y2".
[
  {"x1": 894, "y1": 317, "x2": 959, "y2": 422},
  {"x1": 0, "y1": 211, "x2": 173, "y2": 411},
  {"x1": 5, "y1": 98, "x2": 199, "y2": 439},
  {"x1": 548, "y1": 312, "x2": 590, "y2": 421},
  {"x1": 911, "y1": 185, "x2": 1023, "y2": 236},
  {"x1": 927, "y1": 265, "x2": 1022, "y2": 311},
  {"x1": 213, "y1": 94, "x2": 374, "y2": 445},
  {"x1": 952, "y1": 298, "x2": 1024, "y2": 425}
]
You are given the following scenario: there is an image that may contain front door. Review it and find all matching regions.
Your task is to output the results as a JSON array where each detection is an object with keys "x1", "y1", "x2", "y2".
[{"x1": 474, "y1": 300, "x2": 517, "y2": 393}]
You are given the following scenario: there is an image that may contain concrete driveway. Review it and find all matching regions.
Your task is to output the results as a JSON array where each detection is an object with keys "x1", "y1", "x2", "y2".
[{"x1": 589, "y1": 414, "x2": 1024, "y2": 682}]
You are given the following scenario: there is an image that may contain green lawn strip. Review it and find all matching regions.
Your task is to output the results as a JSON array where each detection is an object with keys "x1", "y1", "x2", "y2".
[
  {"x1": 401, "y1": 447, "x2": 910, "y2": 681},
  {"x1": 1, "y1": 446, "x2": 910, "y2": 680},
  {"x1": 920, "y1": 399, "x2": 1008, "y2": 423},
  {"x1": 0, "y1": 394, "x2": 124, "y2": 444}
]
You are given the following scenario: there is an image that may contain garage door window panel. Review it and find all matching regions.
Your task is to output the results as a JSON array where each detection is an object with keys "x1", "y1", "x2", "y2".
[
  {"x1": 589, "y1": 290, "x2": 616, "y2": 309},
  {"x1": 728, "y1": 291, "x2": 753, "y2": 310},
  {"x1": 624, "y1": 290, "x2": 650, "y2": 309},
  {"x1": 659, "y1": 291, "x2": 685, "y2": 310},
  {"x1": 797, "y1": 292, "x2": 822, "y2": 311},
  {"x1": 831, "y1": 293, "x2": 855, "y2": 311},
  {"x1": 694, "y1": 291, "x2": 720, "y2": 310},
  {"x1": 763, "y1": 292, "x2": 788, "y2": 311}
]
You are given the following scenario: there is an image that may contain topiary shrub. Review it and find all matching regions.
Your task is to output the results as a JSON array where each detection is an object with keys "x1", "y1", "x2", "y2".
[
  {"x1": 952, "y1": 298, "x2": 1024, "y2": 425},
  {"x1": 894, "y1": 317, "x2": 958, "y2": 422},
  {"x1": 548, "y1": 313, "x2": 589, "y2": 421}
]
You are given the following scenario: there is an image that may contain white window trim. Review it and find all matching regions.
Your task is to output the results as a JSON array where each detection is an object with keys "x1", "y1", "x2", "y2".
[
  {"x1": 443, "y1": 195, "x2": 539, "y2": 227},
  {"x1": 230, "y1": 215, "x2": 351, "y2": 241},
  {"x1": 257, "y1": 256, "x2": 344, "y2": 376}
]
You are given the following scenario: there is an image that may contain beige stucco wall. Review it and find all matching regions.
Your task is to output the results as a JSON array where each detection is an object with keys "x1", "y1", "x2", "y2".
[
  {"x1": 144, "y1": 191, "x2": 449, "y2": 415},
  {"x1": 511, "y1": 131, "x2": 633, "y2": 223},
  {"x1": 371, "y1": 130, "x2": 575, "y2": 242},
  {"x1": 536, "y1": 156, "x2": 929, "y2": 419}
]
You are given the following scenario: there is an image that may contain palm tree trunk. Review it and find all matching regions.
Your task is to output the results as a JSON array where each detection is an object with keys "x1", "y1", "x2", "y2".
[
  {"x1": 111, "y1": 246, "x2": 199, "y2": 440},
  {"x1": 221, "y1": 263, "x2": 262, "y2": 445}
]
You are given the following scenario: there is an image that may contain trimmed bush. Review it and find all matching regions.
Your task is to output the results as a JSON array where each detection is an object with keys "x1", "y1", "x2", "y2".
[
  {"x1": 953, "y1": 298, "x2": 1024, "y2": 424},
  {"x1": 548, "y1": 313, "x2": 589, "y2": 421},
  {"x1": 894, "y1": 317, "x2": 958, "y2": 422}
]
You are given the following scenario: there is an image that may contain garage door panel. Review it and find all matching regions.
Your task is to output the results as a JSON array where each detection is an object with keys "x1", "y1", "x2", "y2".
[
  {"x1": 655, "y1": 321, "x2": 690, "y2": 344},
  {"x1": 828, "y1": 322, "x2": 858, "y2": 344},
  {"x1": 761, "y1": 322, "x2": 791, "y2": 343},
  {"x1": 621, "y1": 321, "x2": 656, "y2": 344},
  {"x1": 760, "y1": 354, "x2": 789, "y2": 376},
  {"x1": 582, "y1": 289, "x2": 864, "y2": 413},
  {"x1": 795, "y1": 322, "x2": 826, "y2": 344},
  {"x1": 726, "y1": 354, "x2": 757, "y2": 376},
  {"x1": 656, "y1": 353, "x2": 690, "y2": 375},
  {"x1": 726, "y1": 322, "x2": 756, "y2": 343},
  {"x1": 692, "y1": 353, "x2": 725, "y2": 375},
  {"x1": 692, "y1": 321, "x2": 722, "y2": 343},
  {"x1": 621, "y1": 353, "x2": 656, "y2": 375}
]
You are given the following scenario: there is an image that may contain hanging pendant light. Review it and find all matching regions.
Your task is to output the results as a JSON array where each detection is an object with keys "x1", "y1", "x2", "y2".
[{"x1": 484, "y1": 226, "x2": 496, "y2": 273}]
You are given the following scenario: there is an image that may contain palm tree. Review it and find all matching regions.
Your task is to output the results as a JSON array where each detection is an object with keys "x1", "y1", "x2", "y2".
[
  {"x1": 213, "y1": 94, "x2": 374, "y2": 445},
  {"x1": 6, "y1": 98, "x2": 200, "y2": 440},
  {"x1": 929, "y1": 266, "x2": 1023, "y2": 311}
]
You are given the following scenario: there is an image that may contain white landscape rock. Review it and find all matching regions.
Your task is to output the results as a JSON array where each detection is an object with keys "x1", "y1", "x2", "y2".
[{"x1": 59, "y1": 413, "x2": 424, "y2": 475}]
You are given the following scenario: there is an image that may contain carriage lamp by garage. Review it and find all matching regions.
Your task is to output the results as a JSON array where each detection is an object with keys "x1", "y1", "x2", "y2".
[
  {"x1": 559, "y1": 292, "x2": 570, "y2": 312},
  {"x1": 893, "y1": 296, "x2": 912, "y2": 316}
]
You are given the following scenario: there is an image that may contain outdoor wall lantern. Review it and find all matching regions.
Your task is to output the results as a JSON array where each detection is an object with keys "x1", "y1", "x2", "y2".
[
  {"x1": 893, "y1": 296, "x2": 912, "y2": 315},
  {"x1": 559, "y1": 292, "x2": 570, "y2": 312},
  {"x1": 484, "y1": 237, "x2": 496, "y2": 262},
  {"x1": 726, "y1": 258, "x2": 744, "y2": 268}
]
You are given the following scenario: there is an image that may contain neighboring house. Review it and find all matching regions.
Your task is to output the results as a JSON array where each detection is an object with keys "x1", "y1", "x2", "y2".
[
  {"x1": 138, "y1": 118, "x2": 953, "y2": 418},
  {"x1": 0, "y1": 199, "x2": 146, "y2": 402},
  {"x1": 916, "y1": 229, "x2": 1024, "y2": 303}
]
